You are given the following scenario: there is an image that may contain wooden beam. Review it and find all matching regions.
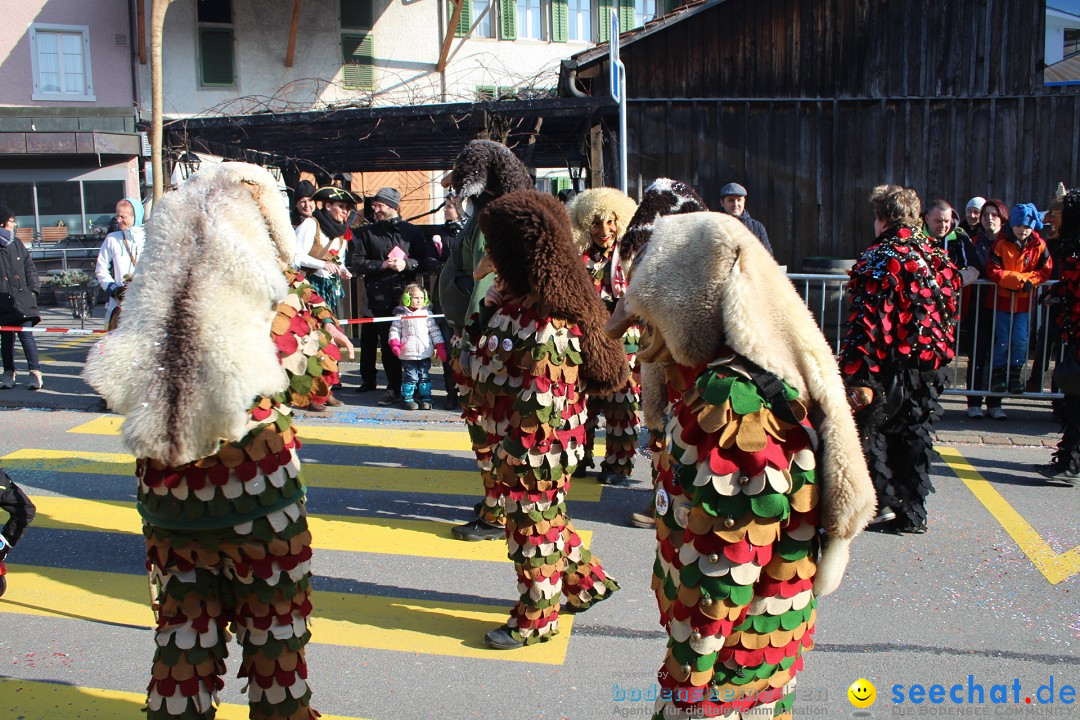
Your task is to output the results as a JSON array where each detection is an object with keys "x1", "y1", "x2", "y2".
[
  {"x1": 136, "y1": 0, "x2": 146, "y2": 64},
  {"x1": 285, "y1": 0, "x2": 302, "y2": 68},
  {"x1": 437, "y1": 0, "x2": 465, "y2": 72}
]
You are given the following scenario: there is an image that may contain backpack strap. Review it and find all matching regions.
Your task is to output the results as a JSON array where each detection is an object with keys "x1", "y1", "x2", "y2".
[{"x1": 743, "y1": 360, "x2": 820, "y2": 453}]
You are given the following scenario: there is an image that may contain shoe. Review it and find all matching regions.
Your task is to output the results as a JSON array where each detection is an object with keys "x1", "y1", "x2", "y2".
[
  {"x1": 867, "y1": 506, "x2": 897, "y2": 525},
  {"x1": 404, "y1": 399, "x2": 419, "y2": 411},
  {"x1": 988, "y1": 407, "x2": 1007, "y2": 421},
  {"x1": 419, "y1": 400, "x2": 432, "y2": 410},
  {"x1": 990, "y1": 369, "x2": 1007, "y2": 393},
  {"x1": 572, "y1": 464, "x2": 591, "y2": 478},
  {"x1": 629, "y1": 511, "x2": 656, "y2": 528},
  {"x1": 377, "y1": 389, "x2": 400, "y2": 406},
  {"x1": 483, "y1": 626, "x2": 524, "y2": 650},
  {"x1": 306, "y1": 402, "x2": 328, "y2": 413},
  {"x1": 0, "y1": 372, "x2": 14, "y2": 389},
  {"x1": 324, "y1": 393, "x2": 343, "y2": 407},
  {"x1": 355, "y1": 382, "x2": 377, "y2": 393},
  {"x1": 1037, "y1": 465, "x2": 1080, "y2": 485},
  {"x1": 28, "y1": 370, "x2": 43, "y2": 390},
  {"x1": 596, "y1": 470, "x2": 626, "y2": 486},
  {"x1": 966, "y1": 407, "x2": 985, "y2": 419},
  {"x1": 1008, "y1": 374, "x2": 1025, "y2": 394},
  {"x1": 443, "y1": 395, "x2": 460, "y2": 410},
  {"x1": 451, "y1": 518, "x2": 504, "y2": 541}
]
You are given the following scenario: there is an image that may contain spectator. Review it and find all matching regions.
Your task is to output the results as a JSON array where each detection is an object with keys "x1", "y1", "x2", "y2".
[
  {"x1": 719, "y1": 182, "x2": 772, "y2": 254},
  {"x1": 985, "y1": 203, "x2": 1052, "y2": 407},
  {"x1": 0, "y1": 206, "x2": 42, "y2": 390},
  {"x1": 351, "y1": 187, "x2": 428, "y2": 406},
  {"x1": 966, "y1": 199, "x2": 1010, "y2": 418},
  {"x1": 95, "y1": 197, "x2": 145, "y2": 331},
  {"x1": 389, "y1": 283, "x2": 446, "y2": 411},
  {"x1": 924, "y1": 199, "x2": 980, "y2": 285},
  {"x1": 961, "y1": 196, "x2": 986, "y2": 237},
  {"x1": 0, "y1": 466, "x2": 37, "y2": 597}
]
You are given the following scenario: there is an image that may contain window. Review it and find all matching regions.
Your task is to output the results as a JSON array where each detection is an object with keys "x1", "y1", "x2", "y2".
[
  {"x1": 0, "y1": 180, "x2": 125, "y2": 238},
  {"x1": 29, "y1": 25, "x2": 94, "y2": 101},
  {"x1": 633, "y1": 0, "x2": 658, "y2": 28},
  {"x1": 198, "y1": 1, "x2": 235, "y2": 87},
  {"x1": 342, "y1": 34, "x2": 375, "y2": 91},
  {"x1": 518, "y1": 0, "x2": 543, "y2": 39},
  {"x1": 565, "y1": 0, "x2": 590, "y2": 42}
]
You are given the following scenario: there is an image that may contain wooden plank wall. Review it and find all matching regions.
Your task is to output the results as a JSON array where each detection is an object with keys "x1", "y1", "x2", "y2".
[
  {"x1": 620, "y1": 95, "x2": 1080, "y2": 267},
  {"x1": 599, "y1": 0, "x2": 1080, "y2": 267}
]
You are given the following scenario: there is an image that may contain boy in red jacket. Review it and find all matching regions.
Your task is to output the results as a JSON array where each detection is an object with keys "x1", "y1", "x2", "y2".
[{"x1": 986, "y1": 203, "x2": 1052, "y2": 399}]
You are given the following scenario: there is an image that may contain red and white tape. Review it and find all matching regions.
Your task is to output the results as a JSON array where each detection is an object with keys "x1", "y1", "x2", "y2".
[{"x1": 0, "y1": 313, "x2": 444, "y2": 335}]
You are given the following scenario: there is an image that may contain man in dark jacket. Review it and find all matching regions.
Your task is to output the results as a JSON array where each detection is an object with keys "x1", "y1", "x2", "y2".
[
  {"x1": 350, "y1": 187, "x2": 429, "y2": 405},
  {"x1": 720, "y1": 182, "x2": 773, "y2": 255},
  {"x1": 0, "y1": 205, "x2": 42, "y2": 390}
]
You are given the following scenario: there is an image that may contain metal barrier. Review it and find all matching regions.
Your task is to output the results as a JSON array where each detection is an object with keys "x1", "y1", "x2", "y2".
[{"x1": 788, "y1": 273, "x2": 1064, "y2": 400}]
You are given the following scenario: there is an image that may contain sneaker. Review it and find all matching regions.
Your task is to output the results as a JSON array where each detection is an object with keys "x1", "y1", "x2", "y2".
[
  {"x1": 403, "y1": 399, "x2": 419, "y2": 411},
  {"x1": 451, "y1": 518, "x2": 504, "y2": 541},
  {"x1": 377, "y1": 389, "x2": 400, "y2": 406},
  {"x1": 629, "y1": 511, "x2": 656, "y2": 529},
  {"x1": 483, "y1": 626, "x2": 524, "y2": 650},
  {"x1": 442, "y1": 395, "x2": 460, "y2": 410},
  {"x1": 988, "y1": 407, "x2": 1008, "y2": 421},
  {"x1": 324, "y1": 393, "x2": 343, "y2": 407},
  {"x1": 966, "y1": 406, "x2": 985, "y2": 419},
  {"x1": 1037, "y1": 465, "x2": 1080, "y2": 485},
  {"x1": 355, "y1": 382, "x2": 378, "y2": 393},
  {"x1": 28, "y1": 370, "x2": 43, "y2": 390},
  {"x1": 0, "y1": 372, "x2": 14, "y2": 389},
  {"x1": 867, "y1": 506, "x2": 897, "y2": 525},
  {"x1": 419, "y1": 400, "x2": 432, "y2": 410},
  {"x1": 597, "y1": 470, "x2": 627, "y2": 486}
]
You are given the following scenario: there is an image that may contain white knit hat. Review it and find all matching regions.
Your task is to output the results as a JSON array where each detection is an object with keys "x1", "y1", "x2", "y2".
[{"x1": 966, "y1": 196, "x2": 986, "y2": 212}]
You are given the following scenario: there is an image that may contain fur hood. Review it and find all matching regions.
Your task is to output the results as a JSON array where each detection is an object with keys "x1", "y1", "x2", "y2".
[
  {"x1": 479, "y1": 190, "x2": 629, "y2": 394},
  {"x1": 84, "y1": 162, "x2": 296, "y2": 466},
  {"x1": 623, "y1": 211, "x2": 875, "y2": 541},
  {"x1": 566, "y1": 188, "x2": 639, "y2": 253},
  {"x1": 449, "y1": 140, "x2": 532, "y2": 200}
]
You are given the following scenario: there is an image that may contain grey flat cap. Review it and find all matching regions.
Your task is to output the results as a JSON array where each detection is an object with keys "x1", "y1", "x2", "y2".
[{"x1": 719, "y1": 182, "x2": 748, "y2": 197}]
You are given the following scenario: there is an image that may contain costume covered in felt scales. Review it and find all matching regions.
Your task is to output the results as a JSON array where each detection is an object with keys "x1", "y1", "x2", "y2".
[
  {"x1": 440, "y1": 140, "x2": 535, "y2": 539},
  {"x1": 566, "y1": 188, "x2": 642, "y2": 484},
  {"x1": 466, "y1": 190, "x2": 629, "y2": 649},
  {"x1": 609, "y1": 211, "x2": 875, "y2": 719},
  {"x1": 1045, "y1": 184, "x2": 1080, "y2": 484},
  {"x1": 840, "y1": 224, "x2": 960, "y2": 533},
  {"x1": 84, "y1": 163, "x2": 347, "y2": 720}
]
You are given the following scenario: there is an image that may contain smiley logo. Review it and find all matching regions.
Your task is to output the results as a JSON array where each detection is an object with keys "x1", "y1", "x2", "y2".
[{"x1": 848, "y1": 678, "x2": 876, "y2": 708}]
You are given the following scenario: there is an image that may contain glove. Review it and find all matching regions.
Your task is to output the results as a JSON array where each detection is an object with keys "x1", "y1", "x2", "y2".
[
  {"x1": 110, "y1": 283, "x2": 124, "y2": 300},
  {"x1": 1022, "y1": 280, "x2": 1035, "y2": 292},
  {"x1": 435, "y1": 343, "x2": 447, "y2": 363},
  {"x1": 389, "y1": 339, "x2": 402, "y2": 357}
]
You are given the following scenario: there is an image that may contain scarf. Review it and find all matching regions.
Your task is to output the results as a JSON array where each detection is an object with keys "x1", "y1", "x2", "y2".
[
  {"x1": 313, "y1": 208, "x2": 347, "y2": 239},
  {"x1": 0, "y1": 227, "x2": 12, "y2": 248}
]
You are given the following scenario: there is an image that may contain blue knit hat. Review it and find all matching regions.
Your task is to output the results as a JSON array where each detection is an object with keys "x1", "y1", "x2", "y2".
[{"x1": 1009, "y1": 203, "x2": 1044, "y2": 230}]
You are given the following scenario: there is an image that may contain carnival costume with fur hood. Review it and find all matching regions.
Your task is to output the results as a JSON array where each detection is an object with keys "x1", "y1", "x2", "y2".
[
  {"x1": 1047, "y1": 184, "x2": 1080, "y2": 481},
  {"x1": 840, "y1": 225, "x2": 960, "y2": 534},
  {"x1": 465, "y1": 190, "x2": 627, "y2": 646},
  {"x1": 84, "y1": 163, "x2": 343, "y2": 720},
  {"x1": 441, "y1": 140, "x2": 533, "y2": 534},
  {"x1": 613, "y1": 211, "x2": 874, "y2": 719},
  {"x1": 567, "y1": 188, "x2": 641, "y2": 481}
]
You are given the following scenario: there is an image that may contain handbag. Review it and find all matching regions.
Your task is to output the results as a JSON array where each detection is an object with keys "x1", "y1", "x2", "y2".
[{"x1": 1053, "y1": 343, "x2": 1080, "y2": 396}]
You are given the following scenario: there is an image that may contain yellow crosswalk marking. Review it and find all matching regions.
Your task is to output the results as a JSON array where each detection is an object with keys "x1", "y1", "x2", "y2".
[
  {"x1": 67, "y1": 415, "x2": 608, "y2": 454},
  {"x1": 1, "y1": 448, "x2": 603, "y2": 502},
  {"x1": 0, "y1": 564, "x2": 571, "y2": 665},
  {"x1": 0, "y1": 677, "x2": 367, "y2": 719},
  {"x1": 938, "y1": 446, "x2": 1080, "y2": 584},
  {"x1": 28, "y1": 495, "x2": 592, "y2": 563}
]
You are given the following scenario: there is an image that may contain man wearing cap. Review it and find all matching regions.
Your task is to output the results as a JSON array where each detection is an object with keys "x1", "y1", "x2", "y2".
[
  {"x1": 719, "y1": 182, "x2": 773, "y2": 255},
  {"x1": 350, "y1": 187, "x2": 428, "y2": 405},
  {"x1": 962, "y1": 196, "x2": 986, "y2": 237}
]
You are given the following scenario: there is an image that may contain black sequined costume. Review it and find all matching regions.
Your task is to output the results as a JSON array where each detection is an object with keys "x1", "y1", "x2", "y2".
[{"x1": 1049, "y1": 188, "x2": 1080, "y2": 476}]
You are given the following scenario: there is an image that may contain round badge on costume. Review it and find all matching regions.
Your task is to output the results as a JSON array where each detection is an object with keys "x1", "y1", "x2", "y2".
[
  {"x1": 501, "y1": 337, "x2": 513, "y2": 352},
  {"x1": 655, "y1": 487, "x2": 670, "y2": 516},
  {"x1": 487, "y1": 335, "x2": 499, "y2": 352},
  {"x1": 673, "y1": 499, "x2": 691, "y2": 529}
]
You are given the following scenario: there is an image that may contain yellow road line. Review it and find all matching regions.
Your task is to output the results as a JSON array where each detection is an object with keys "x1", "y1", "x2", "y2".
[
  {"x1": 1, "y1": 448, "x2": 603, "y2": 502},
  {"x1": 0, "y1": 564, "x2": 571, "y2": 665},
  {"x1": 938, "y1": 446, "x2": 1080, "y2": 584},
  {"x1": 0, "y1": 677, "x2": 367, "y2": 720},
  {"x1": 67, "y1": 415, "x2": 608, "y2": 454},
  {"x1": 28, "y1": 495, "x2": 592, "y2": 563}
]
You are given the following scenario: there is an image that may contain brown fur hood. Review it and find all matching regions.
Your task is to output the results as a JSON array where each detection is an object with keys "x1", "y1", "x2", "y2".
[
  {"x1": 83, "y1": 162, "x2": 295, "y2": 466},
  {"x1": 479, "y1": 190, "x2": 629, "y2": 394},
  {"x1": 623, "y1": 211, "x2": 875, "y2": 541}
]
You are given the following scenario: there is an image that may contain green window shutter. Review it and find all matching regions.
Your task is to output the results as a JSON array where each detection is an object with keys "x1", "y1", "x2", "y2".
[
  {"x1": 551, "y1": 0, "x2": 568, "y2": 42},
  {"x1": 340, "y1": 0, "x2": 373, "y2": 28},
  {"x1": 597, "y1": 0, "x2": 612, "y2": 41},
  {"x1": 449, "y1": 0, "x2": 472, "y2": 36},
  {"x1": 199, "y1": 28, "x2": 234, "y2": 86},
  {"x1": 476, "y1": 85, "x2": 496, "y2": 100},
  {"x1": 619, "y1": 0, "x2": 635, "y2": 30},
  {"x1": 553, "y1": 177, "x2": 571, "y2": 193},
  {"x1": 342, "y1": 33, "x2": 375, "y2": 91},
  {"x1": 499, "y1": 0, "x2": 516, "y2": 39}
]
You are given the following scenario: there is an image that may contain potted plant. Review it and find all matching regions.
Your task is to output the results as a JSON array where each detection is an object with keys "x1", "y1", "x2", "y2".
[{"x1": 44, "y1": 269, "x2": 93, "y2": 305}]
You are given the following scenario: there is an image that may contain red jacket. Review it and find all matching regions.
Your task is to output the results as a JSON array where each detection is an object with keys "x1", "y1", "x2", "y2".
[{"x1": 986, "y1": 231, "x2": 1052, "y2": 313}]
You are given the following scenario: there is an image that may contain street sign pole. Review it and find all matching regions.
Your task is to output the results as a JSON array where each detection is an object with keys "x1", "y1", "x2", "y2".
[{"x1": 610, "y1": 10, "x2": 628, "y2": 193}]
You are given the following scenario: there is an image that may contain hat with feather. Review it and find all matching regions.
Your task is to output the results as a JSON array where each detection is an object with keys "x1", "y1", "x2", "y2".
[{"x1": 84, "y1": 162, "x2": 296, "y2": 466}]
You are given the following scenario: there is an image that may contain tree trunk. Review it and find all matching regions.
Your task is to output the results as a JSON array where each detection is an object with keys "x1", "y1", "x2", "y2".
[{"x1": 150, "y1": 0, "x2": 175, "y2": 204}]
